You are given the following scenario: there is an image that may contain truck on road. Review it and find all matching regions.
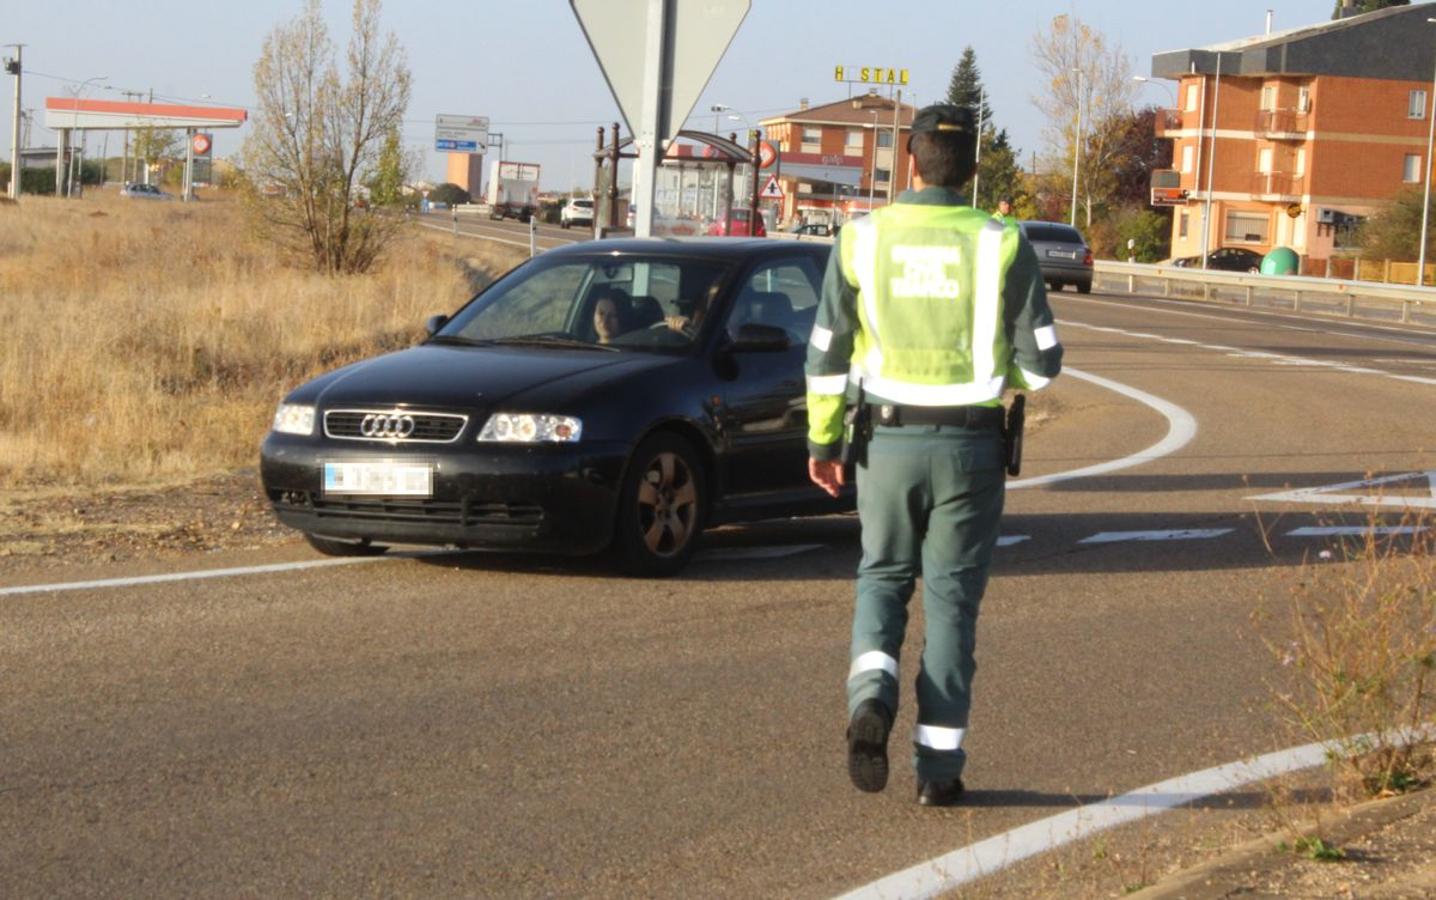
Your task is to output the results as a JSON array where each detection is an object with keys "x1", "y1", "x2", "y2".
[{"x1": 487, "y1": 160, "x2": 541, "y2": 222}]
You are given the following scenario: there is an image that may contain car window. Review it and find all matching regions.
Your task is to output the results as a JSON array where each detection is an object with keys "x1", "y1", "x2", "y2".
[
  {"x1": 441, "y1": 256, "x2": 732, "y2": 351},
  {"x1": 1022, "y1": 223, "x2": 1084, "y2": 244},
  {"x1": 726, "y1": 258, "x2": 822, "y2": 342}
]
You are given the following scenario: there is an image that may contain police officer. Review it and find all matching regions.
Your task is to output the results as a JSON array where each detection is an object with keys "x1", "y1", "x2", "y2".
[
  {"x1": 805, "y1": 104, "x2": 1062, "y2": 806},
  {"x1": 994, "y1": 195, "x2": 1018, "y2": 226}
]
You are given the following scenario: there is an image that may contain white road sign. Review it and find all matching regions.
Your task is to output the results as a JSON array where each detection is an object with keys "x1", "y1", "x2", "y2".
[
  {"x1": 435, "y1": 114, "x2": 489, "y2": 153},
  {"x1": 759, "y1": 174, "x2": 783, "y2": 199}
]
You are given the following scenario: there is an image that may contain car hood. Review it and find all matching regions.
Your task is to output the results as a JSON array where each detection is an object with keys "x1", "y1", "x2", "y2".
[{"x1": 308, "y1": 343, "x2": 670, "y2": 410}]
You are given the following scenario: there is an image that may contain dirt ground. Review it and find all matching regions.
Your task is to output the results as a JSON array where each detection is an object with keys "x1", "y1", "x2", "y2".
[{"x1": 2, "y1": 474, "x2": 1432, "y2": 897}]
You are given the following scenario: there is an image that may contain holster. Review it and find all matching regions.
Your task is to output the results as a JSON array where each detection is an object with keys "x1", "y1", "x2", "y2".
[
  {"x1": 840, "y1": 383, "x2": 872, "y2": 469},
  {"x1": 1003, "y1": 394, "x2": 1026, "y2": 477}
]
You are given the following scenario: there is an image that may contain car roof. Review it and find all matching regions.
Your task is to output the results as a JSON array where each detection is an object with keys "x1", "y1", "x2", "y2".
[{"x1": 542, "y1": 237, "x2": 818, "y2": 262}]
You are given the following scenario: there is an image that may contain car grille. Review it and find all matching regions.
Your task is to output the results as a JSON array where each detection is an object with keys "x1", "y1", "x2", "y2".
[
  {"x1": 324, "y1": 409, "x2": 468, "y2": 443},
  {"x1": 271, "y1": 490, "x2": 544, "y2": 527}
]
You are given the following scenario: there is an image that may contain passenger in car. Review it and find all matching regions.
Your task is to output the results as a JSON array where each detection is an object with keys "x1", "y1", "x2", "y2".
[{"x1": 592, "y1": 289, "x2": 632, "y2": 344}]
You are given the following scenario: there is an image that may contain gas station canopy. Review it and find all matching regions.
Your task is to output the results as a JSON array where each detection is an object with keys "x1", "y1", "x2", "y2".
[{"x1": 44, "y1": 98, "x2": 247, "y2": 131}]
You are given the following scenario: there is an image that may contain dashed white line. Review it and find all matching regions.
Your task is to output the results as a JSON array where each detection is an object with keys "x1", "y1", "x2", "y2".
[
  {"x1": 1078, "y1": 528, "x2": 1233, "y2": 544},
  {"x1": 1287, "y1": 526, "x2": 1429, "y2": 538}
]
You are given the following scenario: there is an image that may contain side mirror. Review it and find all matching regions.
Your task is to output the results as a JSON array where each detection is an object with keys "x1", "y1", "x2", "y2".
[
  {"x1": 424, "y1": 314, "x2": 449, "y2": 336},
  {"x1": 727, "y1": 322, "x2": 791, "y2": 353}
]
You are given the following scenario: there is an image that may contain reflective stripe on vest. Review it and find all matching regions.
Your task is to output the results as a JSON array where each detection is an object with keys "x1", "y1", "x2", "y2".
[{"x1": 843, "y1": 208, "x2": 1017, "y2": 406}]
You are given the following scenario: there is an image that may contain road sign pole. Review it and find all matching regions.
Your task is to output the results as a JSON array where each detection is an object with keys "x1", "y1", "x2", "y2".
[{"x1": 633, "y1": 0, "x2": 668, "y2": 238}]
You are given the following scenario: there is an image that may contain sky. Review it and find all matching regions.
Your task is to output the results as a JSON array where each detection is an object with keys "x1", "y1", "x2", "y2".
[{"x1": 3, "y1": 1, "x2": 1365, "y2": 191}]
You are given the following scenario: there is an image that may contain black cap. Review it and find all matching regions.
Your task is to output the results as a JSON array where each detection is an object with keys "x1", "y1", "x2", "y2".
[{"x1": 909, "y1": 103, "x2": 975, "y2": 135}]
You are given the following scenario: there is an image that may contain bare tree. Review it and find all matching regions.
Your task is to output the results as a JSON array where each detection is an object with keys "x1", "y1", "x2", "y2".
[
  {"x1": 242, "y1": 0, "x2": 412, "y2": 274},
  {"x1": 1030, "y1": 15, "x2": 1137, "y2": 228}
]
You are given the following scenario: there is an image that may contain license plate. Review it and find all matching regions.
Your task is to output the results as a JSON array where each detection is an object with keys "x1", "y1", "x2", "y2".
[
  {"x1": 1047, "y1": 249, "x2": 1077, "y2": 259},
  {"x1": 323, "y1": 462, "x2": 433, "y2": 496}
]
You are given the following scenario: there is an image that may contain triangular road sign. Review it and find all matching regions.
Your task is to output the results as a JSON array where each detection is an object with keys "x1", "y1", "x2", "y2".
[
  {"x1": 759, "y1": 174, "x2": 783, "y2": 199},
  {"x1": 1247, "y1": 471, "x2": 1436, "y2": 511}
]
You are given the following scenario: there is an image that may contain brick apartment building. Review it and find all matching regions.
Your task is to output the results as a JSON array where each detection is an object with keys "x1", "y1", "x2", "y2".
[
  {"x1": 758, "y1": 92, "x2": 914, "y2": 224},
  {"x1": 1150, "y1": 3, "x2": 1436, "y2": 267}
]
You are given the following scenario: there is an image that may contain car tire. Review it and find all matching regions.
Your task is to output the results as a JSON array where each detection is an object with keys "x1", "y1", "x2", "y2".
[
  {"x1": 304, "y1": 533, "x2": 389, "y2": 557},
  {"x1": 1076, "y1": 281, "x2": 1092, "y2": 294},
  {"x1": 612, "y1": 432, "x2": 706, "y2": 577},
  {"x1": 561, "y1": 220, "x2": 570, "y2": 229}
]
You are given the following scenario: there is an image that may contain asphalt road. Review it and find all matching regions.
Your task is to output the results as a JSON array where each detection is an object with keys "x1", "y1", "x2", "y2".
[
  {"x1": 414, "y1": 210, "x2": 590, "y2": 253},
  {"x1": 3, "y1": 289, "x2": 1434, "y2": 897}
]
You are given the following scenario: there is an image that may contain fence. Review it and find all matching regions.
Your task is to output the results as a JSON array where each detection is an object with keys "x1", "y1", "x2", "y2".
[
  {"x1": 1306, "y1": 256, "x2": 1436, "y2": 287},
  {"x1": 1094, "y1": 261, "x2": 1434, "y2": 328}
]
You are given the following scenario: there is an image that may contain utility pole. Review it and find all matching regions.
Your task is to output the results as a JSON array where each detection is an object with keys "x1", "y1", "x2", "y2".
[
  {"x1": 122, "y1": 90, "x2": 144, "y2": 183},
  {"x1": 4, "y1": 44, "x2": 21, "y2": 200}
]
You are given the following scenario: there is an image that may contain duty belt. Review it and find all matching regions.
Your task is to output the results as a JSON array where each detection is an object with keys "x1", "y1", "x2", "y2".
[{"x1": 874, "y1": 404, "x2": 1004, "y2": 429}]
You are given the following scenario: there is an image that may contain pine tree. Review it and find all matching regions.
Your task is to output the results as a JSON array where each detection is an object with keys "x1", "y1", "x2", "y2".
[{"x1": 945, "y1": 47, "x2": 993, "y2": 125}]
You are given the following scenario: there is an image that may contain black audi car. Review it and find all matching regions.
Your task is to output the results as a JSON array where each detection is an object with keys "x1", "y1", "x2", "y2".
[{"x1": 260, "y1": 238, "x2": 852, "y2": 575}]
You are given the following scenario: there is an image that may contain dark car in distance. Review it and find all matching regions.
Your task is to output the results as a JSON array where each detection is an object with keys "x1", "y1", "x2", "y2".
[
  {"x1": 260, "y1": 238, "x2": 848, "y2": 576},
  {"x1": 1171, "y1": 247, "x2": 1264, "y2": 272},
  {"x1": 1019, "y1": 221, "x2": 1093, "y2": 293}
]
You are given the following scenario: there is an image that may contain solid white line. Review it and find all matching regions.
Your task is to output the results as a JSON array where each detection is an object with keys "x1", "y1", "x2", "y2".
[
  {"x1": 1286, "y1": 526, "x2": 1429, "y2": 537},
  {"x1": 696, "y1": 544, "x2": 824, "y2": 561},
  {"x1": 996, "y1": 535, "x2": 1030, "y2": 547},
  {"x1": 836, "y1": 728, "x2": 1435, "y2": 900},
  {"x1": 0, "y1": 555, "x2": 404, "y2": 597},
  {"x1": 1008, "y1": 367, "x2": 1199, "y2": 490},
  {"x1": 1078, "y1": 528, "x2": 1232, "y2": 544}
]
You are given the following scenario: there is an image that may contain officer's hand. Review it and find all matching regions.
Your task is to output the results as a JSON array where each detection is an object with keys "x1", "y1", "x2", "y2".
[{"x1": 808, "y1": 458, "x2": 845, "y2": 498}]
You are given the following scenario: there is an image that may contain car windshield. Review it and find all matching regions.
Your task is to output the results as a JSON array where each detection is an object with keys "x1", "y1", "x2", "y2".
[
  {"x1": 573, "y1": 200, "x2": 593, "y2": 209},
  {"x1": 436, "y1": 254, "x2": 733, "y2": 352},
  {"x1": 1023, "y1": 223, "x2": 1084, "y2": 244}
]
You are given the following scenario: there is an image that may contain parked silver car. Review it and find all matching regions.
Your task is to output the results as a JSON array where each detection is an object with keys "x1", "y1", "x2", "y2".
[
  {"x1": 120, "y1": 182, "x2": 173, "y2": 201},
  {"x1": 1020, "y1": 221, "x2": 1092, "y2": 293}
]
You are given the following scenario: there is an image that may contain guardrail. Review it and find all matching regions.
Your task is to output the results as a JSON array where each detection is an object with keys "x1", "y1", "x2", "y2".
[{"x1": 1094, "y1": 261, "x2": 1435, "y2": 328}]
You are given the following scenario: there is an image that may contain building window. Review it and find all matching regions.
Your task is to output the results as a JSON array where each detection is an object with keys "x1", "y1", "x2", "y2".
[
  {"x1": 1180, "y1": 144, "x2": 1194, "y2": 173},
  {"x1": 801, "y1": 127, "x2": 821, "y2": 150},
  {"x1": 1185, "y1": 84, "x2": 1198, "y2": 112},
  {"x1": 845, "y1": 129, "x2": 864, "y2": 150},
  {"x1": 1257, "y1": 147, "x2": 1273, "y2": 174},
  {"x1": 1179, "y1": 212, "x2": 1189, "y2": 238},
  {"x1": 1224, "y1": 211, "x2": 1270, "y2": 244},
  {"x1": 1297, "y1": 85, "x2": 1311, "y2": 113},
  {"x1": 1410, "y1": 90, "x2": 1428, "y2": 120},
  {"x1": 1404, "y1": 154, "x2": 1423, "y2": 183},
  {"x1": 1261, "y1": 85, "x2": 1276, "y2": 111},
  {"x1": 1295, "y1": 148, "x2": 1306, "y2": 177},
  {"x1": 875, "y1": 168, "x2": 891, "y2": 184},
  {"x1": 876, "y1": 130, "x2": 894, "y2": 148}
]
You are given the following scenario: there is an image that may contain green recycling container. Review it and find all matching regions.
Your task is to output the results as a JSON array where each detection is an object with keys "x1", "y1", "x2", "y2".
[{"x1": 1261, "y1": 246, "x2": 1299, "y2": 276}]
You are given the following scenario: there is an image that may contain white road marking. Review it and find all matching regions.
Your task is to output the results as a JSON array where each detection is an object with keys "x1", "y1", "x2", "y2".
[
  {"x1": 838, "y1": 727, "x2": 1436, "y2": 900},
  {"x1": 1287, "y1": 526, "x2": 1429, "y2": 537},
  {"x1": 1009, "y1": 367, "x2": 1198, "y2": 490},
  {"x1": 995, "y1": 535, "x2": 1030, "y2": 547},
  {"x1": 1065, "y1": 320, "x2": 1436, "y2": 387},
  {"x1": 1249, "y1": 471, "x2": 1436, "y2": 511},
  {"x1": 0, "y1": 555, "x2": 400, "y2": 597},
  {"x1": 1079, "y1": 529, "x2": 1232, "y2": 544}
]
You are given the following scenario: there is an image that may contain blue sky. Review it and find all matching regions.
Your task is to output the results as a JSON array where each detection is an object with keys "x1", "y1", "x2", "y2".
[{"x1": 5, "y1": 1, "x2": 1353, "y2": 190}]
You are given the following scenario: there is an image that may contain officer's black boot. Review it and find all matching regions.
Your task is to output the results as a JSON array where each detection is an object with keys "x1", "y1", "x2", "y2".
[
  {"x1": 916, "y1": 777, "x2": 965, "y2": 807},
  {"x1": 846, "y1": 699, "x2": 892, "y2": 793}
]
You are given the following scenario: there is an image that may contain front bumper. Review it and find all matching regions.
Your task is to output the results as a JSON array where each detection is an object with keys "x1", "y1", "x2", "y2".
[{"x1": 260, "y1": 433, "x2": 630, "y2": 555}]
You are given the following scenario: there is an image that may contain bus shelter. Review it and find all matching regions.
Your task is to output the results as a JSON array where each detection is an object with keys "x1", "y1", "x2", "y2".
[{"x1": 591, "y1": 129, "x2": 760, "y2": 237}]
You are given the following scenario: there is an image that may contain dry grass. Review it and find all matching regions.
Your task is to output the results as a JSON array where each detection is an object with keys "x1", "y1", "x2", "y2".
[{"x1": 0, "y1": 193, "x2": 524, "y2": 488}]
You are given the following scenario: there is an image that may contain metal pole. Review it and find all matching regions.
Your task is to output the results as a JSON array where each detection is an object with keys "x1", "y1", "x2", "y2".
[
  {"x1": 1069, "y1": 69, "x2": 1082, "y2": 227},
  {"x1": 5, "y1": 45, "x2": 21, "y2": 200},
  {"x1": 529, "y1": 214, "x2": 537, "y2": 258},
  {"x1": 867, "y1": 112, "x2": 877, "y2": 210},
  {"x1": 608, "y1": 122, "x2": 620, "y2": 230},
  {"x1": 1419, "y1": 19, "x2": 1436, "y2": 285},
  {"x1": 632, "y1": 0, "x2": 667, "y2": 238},
  {"x1": 55, "y1": 128, "x2": 64, "y2": 196},
  {"x1": 749, "y1": 129, "x2": 761, "y2": 225},
  {"x1": 592, "y1": 126, "x2": 604, "y2": 239},
  {"x1": 972, "y1": 86, "x2": 984, "y2": 208},
  {"x1": 183, "y1": 128, "x2": 194, "y2": 201},
  {"x1": 891, "y1": 88, "x2": 902, "y2": 197},
  {"x1": 1201, "y1": 54, "x2": 1222, "y2": 269}
]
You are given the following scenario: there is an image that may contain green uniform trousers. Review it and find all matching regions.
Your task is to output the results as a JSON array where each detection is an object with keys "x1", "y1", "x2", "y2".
[{"x1": 847, "y1": 423, "x2": 1006, "y2": 782}]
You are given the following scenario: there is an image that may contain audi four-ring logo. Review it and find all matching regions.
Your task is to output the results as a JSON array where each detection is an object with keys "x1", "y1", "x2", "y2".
[{"x1": 360, "y1": 413, "x2": 416, "y2": 439}]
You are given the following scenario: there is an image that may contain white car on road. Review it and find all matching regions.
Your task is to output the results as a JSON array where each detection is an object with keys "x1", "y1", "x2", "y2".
[{"x1": 560, "y1": 197, "x2": 595, "y2": 229}]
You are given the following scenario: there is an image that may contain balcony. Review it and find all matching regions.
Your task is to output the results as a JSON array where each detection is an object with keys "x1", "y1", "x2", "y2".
[
  {"x1": 1153, "y1": 109, "x2": 1183, "y2": 138},
  {"x1": 1255, "y1": 108, "x2": 1309, "y2": 140}
]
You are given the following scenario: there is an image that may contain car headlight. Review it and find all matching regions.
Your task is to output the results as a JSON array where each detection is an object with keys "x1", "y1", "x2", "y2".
[
  {"x1": 272, "y1": 403, "x2": 316, "y2": 436},
  {"x1": 478, "y1": 413, "x2": 582, "y2": 443}
]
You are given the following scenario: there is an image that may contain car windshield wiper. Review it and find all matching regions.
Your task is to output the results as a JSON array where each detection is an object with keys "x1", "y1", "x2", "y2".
[{"x1": 489, "y1": 334, "x2": 618, "y2": 351}]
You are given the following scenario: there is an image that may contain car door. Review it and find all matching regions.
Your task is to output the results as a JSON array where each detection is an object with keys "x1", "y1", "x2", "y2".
[{"x1": 713, "y1": 255, "x2": 823, "y2": 497}]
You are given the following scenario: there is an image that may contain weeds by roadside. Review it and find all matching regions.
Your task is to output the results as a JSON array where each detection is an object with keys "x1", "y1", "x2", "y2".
[{"x1": 0, "y1": 194, "x2": 524, "y2": 487}]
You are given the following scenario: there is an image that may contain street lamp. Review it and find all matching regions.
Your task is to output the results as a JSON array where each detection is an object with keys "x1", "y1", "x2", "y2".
[
  {"x1": 1418, "y1": 18, "x2": 1436, "y2": 285},
  {"x1": 710, "y1": 103, "x2": 731, "y2": 134},
  {"x1": 1132, "y1": 75, "x2": 1177, "y2": 108},
  {"x1": 1070, "y1": 68, "x2": 1084, "y2": 227},
  {"x1": 66, "y1": 75, "x2": 107, "y2": 198}
]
